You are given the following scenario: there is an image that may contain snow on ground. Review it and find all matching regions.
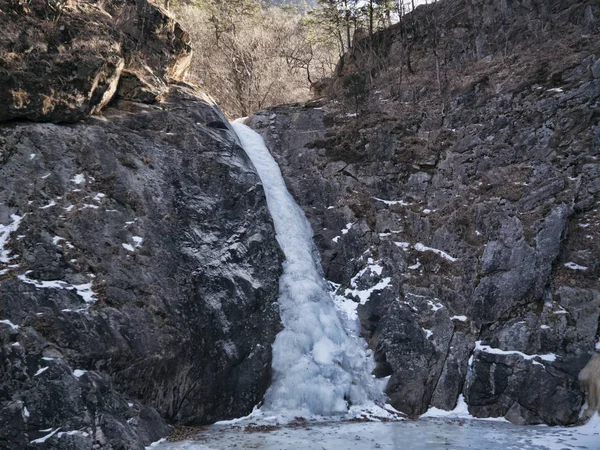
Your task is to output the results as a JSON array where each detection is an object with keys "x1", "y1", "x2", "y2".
[
  {"x1": 151, "y1": 413, "x2": 600, "y2": 450},
  {"x1": 232, "y1": 122, "x2": 384, "y2": 418}
]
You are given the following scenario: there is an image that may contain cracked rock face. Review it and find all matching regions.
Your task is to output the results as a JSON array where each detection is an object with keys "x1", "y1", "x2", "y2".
[
  {"x1": 0, "y1": 86, "x2": 283, "y2": 448},
  {"x1": 246, "y1": 0, "x2": 600, "y2": 425},
  {"x1": 0, "y1": 0, "x2": 191, "y2": 123}
]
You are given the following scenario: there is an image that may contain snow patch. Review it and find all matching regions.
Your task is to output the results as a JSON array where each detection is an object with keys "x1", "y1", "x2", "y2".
[
  {"x1": 30, "y1": 428, "x2": 61, "y2": 444},
  {"x1": 475, "y1": 341, "x2": 557, "y2": 363},
  {"x1": 427, "y1": 300, "x2": 444, "y2": 312},
  {"x1": 0, "y1": 214, "x2": 24, "y2": 263},
  {"x1": 34, "y1": 367, "x2": 49, "y2": 376},
  {"x1": 341, "y1": 223, "x2": 353, "y2": 235},
  {"x1": 373, "y1": 197, "x2": 410, "y2": 206},
  {"x1": 39, "y1": 199, "x2": 57, "y2": 209},
  {"x1": 18, "y1": 273, "x2": 97, "y2": 303},
  {"x1": 450, "y1": 315, "x2": 468, "y2": 322},
  {"x1": 344, "y1": 277, "x2": 392, "y2": 305},
  {"x1": 73, "y1": 369, "x2": 87, "y2": 378},
  {"x1": 414, "y1": 243, "x2": 457, "y2": 262},
  {"x1": 71, "y1": 174, "x2": 86, "y2": 184},
  {"x1": 564, "y1": 262, "x2": 588, "y2": 271},
  {"x1": 146, "y1": 438, "x2": 168, "y2": 448},
  {"x1": 122, "y1": 243, "x2": 135, "y2": 252},
  {"x1": 0, "y1": 319, "x2": 20, "y2": 330}
]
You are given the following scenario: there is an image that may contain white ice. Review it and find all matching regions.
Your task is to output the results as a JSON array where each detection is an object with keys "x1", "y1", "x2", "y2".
[
  {"x1": 152, "y1": 413, "x2": 600, "y2": 450},
  {"x1": 232, "y1": 122, "x2": 384, "y2": 418}
]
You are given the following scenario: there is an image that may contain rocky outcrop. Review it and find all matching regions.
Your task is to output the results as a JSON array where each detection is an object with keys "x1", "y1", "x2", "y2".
[
  {"x1": 246, "y1": 0, "x2": 600, "y2": 426},
  {"x1": 0, "y1": 0, "x2": 191, "y2": 123},
  {"x1": 0, "y1": 84, "x2": 283, "y2": 449},
  {"x1": 0, "y1": 2, "x2": 283, "y2": 447}
]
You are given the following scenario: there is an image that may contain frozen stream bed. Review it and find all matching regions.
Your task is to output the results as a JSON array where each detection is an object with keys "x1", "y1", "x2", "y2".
[{"x1": 152, "y1": 415, "x2": 600, "y2": 450}]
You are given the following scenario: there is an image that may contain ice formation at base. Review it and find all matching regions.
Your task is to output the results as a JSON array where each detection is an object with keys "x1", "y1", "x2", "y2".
[{"x1": 231, "y1": 122, "x2": 384, "y2": 416}]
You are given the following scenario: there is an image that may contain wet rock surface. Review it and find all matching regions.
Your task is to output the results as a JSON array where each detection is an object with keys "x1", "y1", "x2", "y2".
[
  {"x1": 0, "y1": 84, "x2": 283, "y2": 448},
  {"x1": 246, "y1": 0, "x2": 600, "y2": 425}
]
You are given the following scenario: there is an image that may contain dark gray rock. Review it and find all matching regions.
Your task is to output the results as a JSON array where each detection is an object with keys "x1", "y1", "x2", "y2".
[
  {"x1": 245, "y1": 0, "x2": 600, "y2": 424},
  {"x1": 0, "y1": 85, "x2": 283, "y2": 448}
]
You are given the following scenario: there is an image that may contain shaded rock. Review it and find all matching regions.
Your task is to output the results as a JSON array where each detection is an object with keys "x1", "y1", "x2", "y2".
[{"x1": 0, "y1": 85, "x2": 283, "y2": 448}]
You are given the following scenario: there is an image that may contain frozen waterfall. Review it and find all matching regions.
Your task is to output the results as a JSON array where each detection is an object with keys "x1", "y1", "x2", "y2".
[{"x1": 231, "y1": 122, "x2": 384, "y2": 417}]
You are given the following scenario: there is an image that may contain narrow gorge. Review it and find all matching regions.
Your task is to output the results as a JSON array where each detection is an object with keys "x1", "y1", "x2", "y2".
[{"x1": 0, "y1": 0, "x2": 599, "y2": 448}]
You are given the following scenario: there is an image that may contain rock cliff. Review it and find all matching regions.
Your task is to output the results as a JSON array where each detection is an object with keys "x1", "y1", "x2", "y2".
[
  {"x1": 0, "y1": 1, "x2": 282, "y2": 448},
  {"x1": 246, "y1": 0, "x2": 600, "y2": 426}
]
